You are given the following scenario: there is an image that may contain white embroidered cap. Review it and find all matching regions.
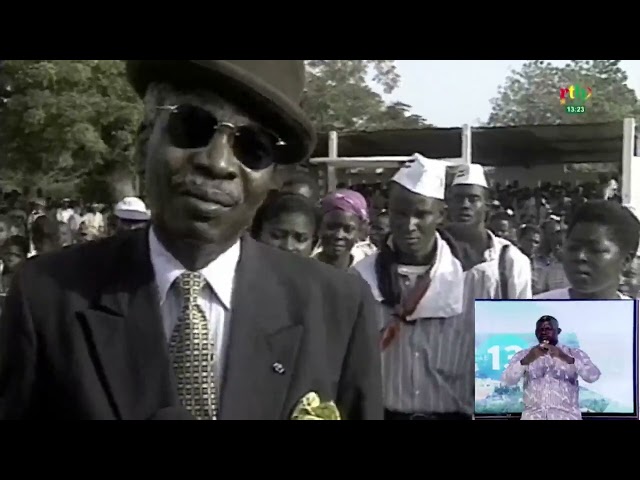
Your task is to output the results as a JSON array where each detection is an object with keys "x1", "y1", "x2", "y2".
[
  {"x1": 114, "y1": 196, "x2": 151, "y2": 221},
  {"x1": 391, "y1": 153, "x2": 447, "y2": 200},
  {"x1": 451, "y1": 163, "x2": 488, "y2": 188}
]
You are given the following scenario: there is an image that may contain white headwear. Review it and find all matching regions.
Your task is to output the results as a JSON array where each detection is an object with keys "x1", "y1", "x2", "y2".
[
  {"x1": 114, "y1": 196, "x2": 151, "y2": 221},
  {"x1": 391, "y1": 153, "x2": 447, "y2": 200},
  {"x1": 451, "y1": 164, "x2": 488, "y2": 188}
]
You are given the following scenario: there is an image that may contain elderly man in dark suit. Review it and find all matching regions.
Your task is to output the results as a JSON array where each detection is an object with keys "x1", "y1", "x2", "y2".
[{"x1": 0, "y1": 60, "x2": 383, "y2": 420}]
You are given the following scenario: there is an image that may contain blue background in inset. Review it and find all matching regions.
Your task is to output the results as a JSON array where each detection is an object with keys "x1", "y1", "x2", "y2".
[{"x1": 474, "y1": 300, "x2": 637, "y2": 416}]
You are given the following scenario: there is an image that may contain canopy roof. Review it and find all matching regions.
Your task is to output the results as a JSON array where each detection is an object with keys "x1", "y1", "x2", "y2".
[{"x1": 311, "y1": 121, "x2": 626, "y2": 167}]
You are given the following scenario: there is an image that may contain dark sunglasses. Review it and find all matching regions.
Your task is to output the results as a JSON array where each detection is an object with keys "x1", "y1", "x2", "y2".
[{"x1": 159, "y1": 104, "x2": 286, "y2": 171}]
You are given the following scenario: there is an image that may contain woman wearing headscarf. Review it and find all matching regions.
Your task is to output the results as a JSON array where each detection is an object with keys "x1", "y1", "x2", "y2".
[
  {"x1": 535, "y1": 201, "x2": 640, "y2": 300},
  {"x1": 313, "y1": 189, "x2": 371, "y2": 270}
]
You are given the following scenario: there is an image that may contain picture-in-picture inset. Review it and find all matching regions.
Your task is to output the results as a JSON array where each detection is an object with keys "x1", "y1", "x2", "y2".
[{"x1": 475, "y1": 299, "x2": 637, "y2": 420}]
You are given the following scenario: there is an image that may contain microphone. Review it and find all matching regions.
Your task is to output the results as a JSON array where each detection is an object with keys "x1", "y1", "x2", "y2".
[{"x1": 147, "y1": 406, "x2": 196, "y2": 421}]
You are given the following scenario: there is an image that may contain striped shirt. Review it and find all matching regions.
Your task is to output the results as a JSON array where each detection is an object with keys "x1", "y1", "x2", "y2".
[{"x1": 353, "y1": 233, "x2": 475, "y2": 415}]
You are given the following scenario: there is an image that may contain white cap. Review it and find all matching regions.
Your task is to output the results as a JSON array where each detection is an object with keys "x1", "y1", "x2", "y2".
[
  {"x1": 391, "y1": 153, "x2": 447, "y2": 200},
  {"x1": 114, "y1": 197, "x2": 150, "y2": 221},
  {"x1": 451, "y1": 164, "x2": 488, "y2": 188}
]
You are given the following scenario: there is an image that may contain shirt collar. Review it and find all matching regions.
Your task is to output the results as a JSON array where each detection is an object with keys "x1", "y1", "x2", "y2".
[
  {"x1": 356, "y1": 232, "x2": 465, "y2": 319},
  {"x1": 148, "y1": 227, "x2": 241, "y2": 309}
]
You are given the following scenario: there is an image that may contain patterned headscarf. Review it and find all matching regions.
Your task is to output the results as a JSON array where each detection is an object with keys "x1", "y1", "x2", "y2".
[{"x1": 320, "y1": 189, "x2": 369, "y2": 222}]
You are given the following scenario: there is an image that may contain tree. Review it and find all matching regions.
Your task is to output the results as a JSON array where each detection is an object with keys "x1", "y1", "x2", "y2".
[
  {"x1": 0, "y1": 60, "x2": 142, "y2": 199},
  {"x1": 0, "y1": 60, "x2": 428, "y2": 197},
  {"x1": 487, "y1": 60, "x2": 640, "y2": 126},
  {"x1": 302, "y1": 60, "x2": 428, "y2": 132}
]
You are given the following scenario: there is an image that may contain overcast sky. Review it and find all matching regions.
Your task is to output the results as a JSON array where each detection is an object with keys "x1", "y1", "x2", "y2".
[{"x1": 373, "y1": 60, "x2": 640, "y2": 128}]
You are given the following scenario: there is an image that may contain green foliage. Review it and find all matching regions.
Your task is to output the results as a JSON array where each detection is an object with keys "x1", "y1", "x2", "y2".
[
  {"x1": 487, "y1": 60, "x2": 640, "y2": 126},
  {"x1": 0, "y1": 60, "x2": 427, "y2": 198},
  {"x1": 302, "y1": 60, "x2": 428, "y2": 132},
  {"x1": 0, "y1": 60, "x2": 142, "y2": 198}
]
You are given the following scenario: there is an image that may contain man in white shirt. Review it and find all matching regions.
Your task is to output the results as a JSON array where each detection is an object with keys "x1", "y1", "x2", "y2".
[
  {"x1": 446, "y1": 164, "x2": 532, "y2": 299},
  {"x1": 0, "y1": 60, "x2": 383, "y2": 421},
  {"x1": 354, "y1": 154, "x2": 475, "y2": 420},
  {"x1": 56, "y1": 198, "x2": 74, "y2": 224}
]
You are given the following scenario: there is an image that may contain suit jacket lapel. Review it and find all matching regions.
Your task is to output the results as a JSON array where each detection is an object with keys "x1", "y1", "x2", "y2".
[
  {"x1": 79, "y1": 228, "x2": 178, "y2": 420},
  {"x1": 219, "y1": 236, "x2": 303, "y2": 420}
]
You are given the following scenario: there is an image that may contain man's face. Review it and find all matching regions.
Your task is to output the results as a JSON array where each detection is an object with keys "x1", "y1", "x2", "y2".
[
  {"x1": 535, "y1": 319, "x2": 560, "y2": 345},
  {"x1": 144, "y1": 91, "x2": 278, "y2": 245},
  {"x1": 489, "y1": 219, "x2": 511, "y2": 240},
  {"x1": 620, "y1": 256, "x2": 640, "y2": 298},
  {"x1": 388, "y1": 184, "x2": 444, "y2": 259},
  {"x1": 520, "y1": 232, "x2": 541, "y2": 258},
  {"x1": 370, "y1": 213, "x2": 390, "y2": 250},
  {"x1": 1, "y1": 245, "x2": 26, "y2": 272},
  {"x1": 447, "y1": 184, "x2": 487, "y2": 227}
]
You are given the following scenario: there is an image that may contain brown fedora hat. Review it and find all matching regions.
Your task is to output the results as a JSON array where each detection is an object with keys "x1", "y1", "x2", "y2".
[{"x1": 126, "y1": 60, "x2": 316, "y2": 164}]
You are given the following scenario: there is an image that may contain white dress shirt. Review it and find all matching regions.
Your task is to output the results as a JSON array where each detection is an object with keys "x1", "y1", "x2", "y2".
[
  {"x1": 148, "y1": 227, "x2": 241, "y2": 392},
  {"x1": 464, "y1": 231, "x2": 532, "y2": 300}
]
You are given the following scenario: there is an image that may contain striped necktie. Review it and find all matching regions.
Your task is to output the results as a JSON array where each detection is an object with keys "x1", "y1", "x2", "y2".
[{"x1": 168, "y1": 271, "x2": 218, "y2": 420}]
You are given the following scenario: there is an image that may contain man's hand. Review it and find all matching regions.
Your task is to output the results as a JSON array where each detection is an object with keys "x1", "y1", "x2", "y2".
[
  {"x1": 520, "y1": 346, "x2": 546, "y2": 366},
  {"x1": 547, "y1": 344, "x2": 574, "y2": 364}
]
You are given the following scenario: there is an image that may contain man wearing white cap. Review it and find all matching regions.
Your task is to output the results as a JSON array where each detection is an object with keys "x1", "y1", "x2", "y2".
[
  {"x1": 353, "y1": 154, "x2": 474, "y2": 420},
  {"x1": 446, "y1": 164, "x2": 531, "y2": 299},
  {"x1": 113, "y1": 196, "x2": 151, "y2": 232}
]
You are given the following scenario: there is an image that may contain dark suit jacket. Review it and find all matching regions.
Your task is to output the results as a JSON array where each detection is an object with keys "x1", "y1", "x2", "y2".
[{"x1": 0, "y1": 228, "x2": 383, "y2": 420}]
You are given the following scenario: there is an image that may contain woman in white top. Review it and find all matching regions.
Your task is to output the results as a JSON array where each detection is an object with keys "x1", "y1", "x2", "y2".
[{"x1": 535, "y1": 201, "x2": 639, "y2": 300}]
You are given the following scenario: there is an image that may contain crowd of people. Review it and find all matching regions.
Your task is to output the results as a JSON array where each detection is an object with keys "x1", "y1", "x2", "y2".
[
  {"x1": 0, "y1": 59, "x2": 638, "y2": 421},
  {"x1": 0, "y1": 193, "x2": 151, "y2": 295}
]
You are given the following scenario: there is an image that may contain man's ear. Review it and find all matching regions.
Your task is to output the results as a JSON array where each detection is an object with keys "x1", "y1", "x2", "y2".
[{"x1": 557, "y1": 327, "x2": 562, "y2": 336}]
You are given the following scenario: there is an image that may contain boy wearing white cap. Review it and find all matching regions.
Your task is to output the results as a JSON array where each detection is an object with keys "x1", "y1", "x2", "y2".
[
  {"x1": 446, "y1": 164, "x2": 532, "y2": 299},
  {"x1": 353, "y1": 154, "x2": 474, "y2": 420}
]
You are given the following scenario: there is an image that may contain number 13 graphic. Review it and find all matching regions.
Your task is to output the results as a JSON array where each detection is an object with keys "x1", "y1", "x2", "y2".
[{"x1": 487, "y1": 345, "x2": 523, "y2": 371}]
